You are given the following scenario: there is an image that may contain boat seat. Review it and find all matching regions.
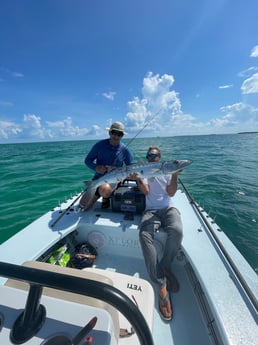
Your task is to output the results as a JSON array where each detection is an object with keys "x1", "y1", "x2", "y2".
[
  {"x1": 5, "y1": 261, "x2": 120, "y2": 340},
  {"x1": 85, "y1": 267, "x2": 155, "y2": 333}
]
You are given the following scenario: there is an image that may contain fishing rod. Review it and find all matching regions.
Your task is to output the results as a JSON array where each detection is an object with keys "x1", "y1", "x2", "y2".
[
  {"x1": 51, "y1": 109, "x2": 162, "y2": 227},
  {"x1": 179, "y1": 178, "x2": 258, "y2": 313},
  {"x1": 109, "y1": 108, "x2": 162, "y2": 166},
  {"x1": 122, "y1": 109, "x2": 162, "y2": 153},
  {"x1": 50, "y1": 192, "x2": 83, "y2": 228}
]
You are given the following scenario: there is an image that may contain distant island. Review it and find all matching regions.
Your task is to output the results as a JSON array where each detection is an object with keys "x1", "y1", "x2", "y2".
[{"x1": 237, "y1": 131, "x2": 258, "y2": 134}]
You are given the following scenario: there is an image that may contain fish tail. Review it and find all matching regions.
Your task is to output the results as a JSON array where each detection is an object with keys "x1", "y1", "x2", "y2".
[{"x1": 84, "y1": 180, "x2": 93, "y2": 188}]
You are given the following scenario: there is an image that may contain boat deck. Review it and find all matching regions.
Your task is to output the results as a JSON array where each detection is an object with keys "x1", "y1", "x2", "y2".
[
  {"x1": 90, "y1": 251, "x2": 214, "y2": 345},
  {"x1": 0, "y1": 189, "x2": 257, "y2": 345}
]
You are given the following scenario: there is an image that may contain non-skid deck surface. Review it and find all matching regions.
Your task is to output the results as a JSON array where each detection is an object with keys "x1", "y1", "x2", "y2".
[{"x1": 92, "y1": 252, "x2": 213, "y2": 345}]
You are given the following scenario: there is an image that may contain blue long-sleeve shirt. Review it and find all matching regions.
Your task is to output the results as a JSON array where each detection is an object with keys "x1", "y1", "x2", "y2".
[{"x1": 85, "y1": 139, "x2": 133, "y2": 179}]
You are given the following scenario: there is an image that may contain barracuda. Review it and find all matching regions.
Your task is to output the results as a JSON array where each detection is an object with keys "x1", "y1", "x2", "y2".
[{"x1": 85, "y1": 159, "x2": 192, "y2": 192}]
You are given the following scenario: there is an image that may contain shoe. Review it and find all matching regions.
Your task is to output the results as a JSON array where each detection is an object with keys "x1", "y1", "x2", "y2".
[
  {"x1": 95, "y1": 187, "x2": 101, "y2": 197},
  {"x1": 74, "y1": 205, "x2": 84, "y2": 213},
  {"x1": 119, "y1": 327, "x2": 135, "y2": 338},
  {"x1": 163, "y1": 269, "x2": 179, "y2": 293},
  {"x1": 101, "y1": 198, "x2": 110, "y2": 209},
  {"x1": 158, "y1": 286, "x2": 172, "y2": 321}
]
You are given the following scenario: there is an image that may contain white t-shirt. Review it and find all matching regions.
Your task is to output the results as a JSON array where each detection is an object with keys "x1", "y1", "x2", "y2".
[{"x1": 143, "y1": 175, "x2": 175, "y2": 210}]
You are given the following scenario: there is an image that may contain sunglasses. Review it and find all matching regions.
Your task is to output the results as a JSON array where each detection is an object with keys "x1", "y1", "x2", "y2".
[
  {"x1": 110, "y1": 130, "x2": 123, "y2": 137},
  {"x1": 146, "y1": 153, "x2": 159, "y2": 159}
]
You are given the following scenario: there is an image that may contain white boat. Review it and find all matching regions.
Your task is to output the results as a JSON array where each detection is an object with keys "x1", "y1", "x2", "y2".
[{"x1": 0, "y1": 180, "x2": 257, "y2": 345}]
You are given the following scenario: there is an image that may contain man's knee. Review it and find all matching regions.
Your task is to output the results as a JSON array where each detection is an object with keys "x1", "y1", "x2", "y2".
[
  {"x1": 98, "y1": 183, "x2": 112, "y2": 198},
  {"x1": 166, "y1": 225, "x2": 183, "y2": 242},
  {"x1": 139, "y1": 229, "x2": 154, "y2": 244}
]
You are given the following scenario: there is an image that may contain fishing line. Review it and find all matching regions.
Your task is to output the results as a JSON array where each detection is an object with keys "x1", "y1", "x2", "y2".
[
  {"x1": 114, "y1": 108, "x2": 162, "y2": 163},
  {"x1": 123, "y1": 109, "x2": 161, "y2": 152}
]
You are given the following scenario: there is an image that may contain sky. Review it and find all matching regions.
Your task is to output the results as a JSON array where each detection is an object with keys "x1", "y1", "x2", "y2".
[{"x1": 0, "y1": 0, "x2": 258, "y2": 143}]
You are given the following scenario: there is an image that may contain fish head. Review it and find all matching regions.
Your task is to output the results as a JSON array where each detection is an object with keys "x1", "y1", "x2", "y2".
[{"x1": 162, "y1": 160, "x2": 192, "y2": 174}]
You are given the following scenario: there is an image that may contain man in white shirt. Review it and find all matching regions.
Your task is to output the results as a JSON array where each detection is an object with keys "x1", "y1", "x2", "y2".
[{"x1": 135, "y1": 146, "x2": 183, "y2": 322}]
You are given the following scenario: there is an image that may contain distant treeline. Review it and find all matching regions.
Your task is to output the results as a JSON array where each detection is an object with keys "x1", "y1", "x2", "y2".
[{"x1": 237, "y1": 131, "x2": 258, "y2": 134}]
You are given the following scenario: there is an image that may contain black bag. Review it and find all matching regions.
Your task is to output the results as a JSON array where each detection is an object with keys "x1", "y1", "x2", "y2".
[{"x1": 70, "y1": 243, "x2": 97, "y2": 269}]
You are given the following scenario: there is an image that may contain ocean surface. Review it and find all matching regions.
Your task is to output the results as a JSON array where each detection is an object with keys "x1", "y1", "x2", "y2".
[{"x1": 0, "y1": 134, "x2": 257, "y2": 272}]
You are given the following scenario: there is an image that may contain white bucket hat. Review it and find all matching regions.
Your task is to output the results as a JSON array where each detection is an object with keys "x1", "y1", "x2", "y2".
[{"x1": 106, "y1": 121, "x2": 127, "y2": 134}]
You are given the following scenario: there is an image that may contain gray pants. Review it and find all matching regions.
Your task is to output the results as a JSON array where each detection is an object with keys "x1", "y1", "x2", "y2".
[{"x1": 139, "y1": 207, "x2": 183, "y2": 288}]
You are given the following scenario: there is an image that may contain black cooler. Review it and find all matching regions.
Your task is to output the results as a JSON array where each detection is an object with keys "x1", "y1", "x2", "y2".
[{"x1": 111, "y1": 180, "x2": 146, "y2": 214}]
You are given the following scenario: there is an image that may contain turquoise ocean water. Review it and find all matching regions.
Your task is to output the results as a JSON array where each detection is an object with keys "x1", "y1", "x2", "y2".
[{"x1": 0, "y1": 134, "x2": 257, "y2": 272}]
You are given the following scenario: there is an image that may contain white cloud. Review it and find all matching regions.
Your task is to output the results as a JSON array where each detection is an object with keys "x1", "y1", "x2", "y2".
[
  {"x1": 0, "y1": 67, "x2": 24, "y2": 79},
  {"x1": 46, "y1": 120, "x2": 66, "y2": 128},
  {"x1": 102, "y1": 91, "x2": 116, "y2": 100},
  {"x1": 238, "y1": 66, "x2": 258, "y2": 78},
  {"x1": 87, "y1": 124, "x2": 103, "y2": 136},
  {"x1": 12, "y1": 72, "x2": 24, "y2": 78},
  {"x1": 23, "y1": 114, "x2": 47, "y2": 139},
  {"x1": 125, "y1": 72, "x2": 183, "y2": 135},
  {"x1": 0, "y1": 120, "x2": 22, "y2": 139},
  {"x1": 219, "y1": 84, "x2": 233, "y2": 89},
  {"x1": 124, "y1": 72, "x2": 258, "y2": 135},
  {"x1": 0, "y1": 115, "x2": 90, "y2": 141},
  {"x1": 241, "y1": 73, "x2": 258, "y2": 94},
  {"x1": 24, "y1": 114, "x2": 41, "y2": 128},
  {"x1": 218, "y1": 102, "x2": 258, "y2": 126},
  {"x1": 1, "y1": 71, "x2": 258, "y2": 142},
  {"x1": 125, "y1": 97, "x2": 149, "y2": 131},
  {"x1": 191, "y1": 102, "x2": 258, "y2": 134},
  {"x1": 0, "y1": 100, "x2": 13, "y2": 107},
  {"x1": 46, "y1": 117, "x2": 89, "y2": 137},
  {"x1": 142, "y1": 72, "x2": 177, "y2": 111},
  {"x1": 250, "y1": 45, "x2": 258, "y2": 58}
]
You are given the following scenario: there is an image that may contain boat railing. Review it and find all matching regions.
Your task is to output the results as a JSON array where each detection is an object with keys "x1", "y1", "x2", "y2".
[
  {"x1": 0, "y1": 261, "x2": 154, "y2": 345},
  {"x1": 179, "y1": 179, "x2": 258, "y2": 315}
]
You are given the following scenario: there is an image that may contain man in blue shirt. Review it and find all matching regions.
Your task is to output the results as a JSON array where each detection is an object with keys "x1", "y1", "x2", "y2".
[{"x1": 78, "y1": 121, "x2": 133, "y2": 210}]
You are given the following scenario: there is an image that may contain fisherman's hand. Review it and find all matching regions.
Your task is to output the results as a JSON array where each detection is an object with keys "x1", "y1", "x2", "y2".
[
  {"x1": 128, "y1": 172, "x2": 138, "y2": 180},
  {"x1": 96, "y1": 165, "x2": 107, "y2": 174},
  {"x1": 173, "y1": 169, "x2": 183, "y2": 177}
]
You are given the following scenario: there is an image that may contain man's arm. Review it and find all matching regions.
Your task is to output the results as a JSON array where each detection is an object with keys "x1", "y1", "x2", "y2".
[
  {"x1": 135, "y1": 177, "x2": 149, "y2": 196},
  {"x1": 127, "y1": 172, "x2": 149, "y2": 195},
  {"x1": 85, "y1": 144, "x2": 98, "y2": 171},
  {"x1": 166, "y1": 172, "x2": 180, "y2": 197},
  {"x1": 124, "y1": 147, "x2": 134, "y2": 165}
]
